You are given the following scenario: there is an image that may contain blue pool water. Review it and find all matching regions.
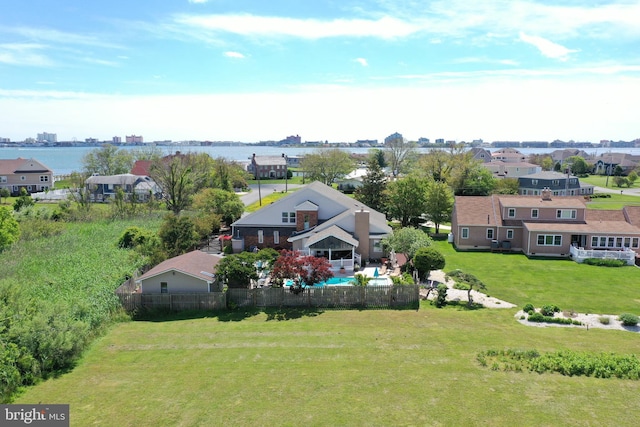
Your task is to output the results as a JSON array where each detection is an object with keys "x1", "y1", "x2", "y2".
[{"x1": 285, "y1": 277, "x2": 388, "y2": 287}]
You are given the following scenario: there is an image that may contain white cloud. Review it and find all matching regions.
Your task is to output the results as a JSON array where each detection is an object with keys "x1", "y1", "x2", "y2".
[
  {"x1": 355, "y1": 57, "x2": 368, "y2": 67},
  {"x1": 1, "y1": 73, "x2": 638, "y2": 142},
  {"x1": 188, "y1": 0, "x2": 209, "y2": 3},
  {"x1": 224, "y1": 51, "x2": 245, "y2": 59},
  {"x1": 0, "y1": 43, "x2": 53, "y2": 66},
  {"x1": 519, "y1": 32, "x2": 578, "y2": 60},
  {"x1": 174, "y1": 14, "x2": 419, "y2": 40},
  {"x1": 8, "y1": 27, "x2": 122, "y2": 49}
]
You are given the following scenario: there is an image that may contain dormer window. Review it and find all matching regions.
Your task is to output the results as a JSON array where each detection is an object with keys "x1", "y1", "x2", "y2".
[{"x1": 507, "y1": 208, "x2": 516, "y2": 218}]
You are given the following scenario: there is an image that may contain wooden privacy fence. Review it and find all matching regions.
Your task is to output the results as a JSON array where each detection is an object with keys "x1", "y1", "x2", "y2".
[
  {"x1": 227, "y1": 285, "x2": 420, "y2": 309},
  {"x1": 117, "y1": 293, "x2": 227, "y2": 312}
]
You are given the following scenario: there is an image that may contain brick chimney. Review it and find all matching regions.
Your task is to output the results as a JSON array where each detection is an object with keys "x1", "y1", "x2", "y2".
[
  {"x1": 541, "y1": 187, "x2": 552, "y2": 201},
  {"x1": 354, "y1": 209, "x2": 370, "y2": 260}
]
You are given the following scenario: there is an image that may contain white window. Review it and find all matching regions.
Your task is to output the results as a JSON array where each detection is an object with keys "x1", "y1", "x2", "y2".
[
  {"x1": 20, "y1": 176, "x2": 25, "y2": 181},
  {"x1": 40, "y1": 175, "x2": 49, "y2": 182},
  {"x1": 0, "y1": 176, "x2": 6, "y2": 183},
  {"x1": 373, "y1": 240, "x2": 382, "y2": 252},
  {"x1": 616, "y1": 237, "x2": 623, "y2": 248},
  {"x1": 40, "y1": 185, "x2": 49, "y2": 191},
  {"x1": 506, "y1": 229, "x2": 514, "y2": 240},
  {"x1": 282, "y1": 212, "x2": 295, "y2": 223},
  {"x1": 531, "y1": 179, "x2": 538, "y2": 185},
  {"x1": 537, "y1": 235, "x2": 562, "y2": 246},
  {"x1": 633, "y1": 238, "x2": 639, "y2": 248},
  {"x1": 486, "y1": 229, "x2": 494, "y2": 240},
  {"x1": 556, "y1": 209, "x2": 576, "y2": 219},
  {"x1": 552, "y1": 180, "x2": 560, "y2": 186},
  {"x1": 624, "y1": 238, "x2": 631, "y2": 248},
  {"x1": 461, "y1": 228, "x2": 469, "y2": 239},
  {"x1": 258, "y1": 230, "x2": 264, "y2": 244},
  {"x1": 531, "y1": 209, "x2": 538, "y2": 219},
  {"x1": 507, "y1": 208, "x2": 515, "y2": 218},
  {"x1": 160, "y1": 282, "x2": 168, "y2": 294},
  {"x1": 273, "y1": 231, "x2": 279, "y2": 244},
  {"x1": 591, "y1": 236, "x2": 598, "y2": 247}
]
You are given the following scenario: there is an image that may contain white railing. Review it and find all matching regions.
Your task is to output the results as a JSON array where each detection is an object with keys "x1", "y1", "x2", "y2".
[{"x1": 570, "y1": 245, "x2": 636, "y2": 265}]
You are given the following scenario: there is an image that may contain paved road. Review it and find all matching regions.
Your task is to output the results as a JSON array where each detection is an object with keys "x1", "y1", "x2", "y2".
[
  {"x1": 593, "y1": 185, "x2": 640, "y2": 196},
  {"x1": 239, "y1": 183, "x2": 304, "y2": 206}
]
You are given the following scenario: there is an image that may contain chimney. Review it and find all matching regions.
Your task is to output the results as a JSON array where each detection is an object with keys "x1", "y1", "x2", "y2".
[
  {"x1": 354, "y1": 209, "x2": 370, "y2": 261},
  {"x1": 541, "y1": 187, "x2": 552, "y2": 201}
]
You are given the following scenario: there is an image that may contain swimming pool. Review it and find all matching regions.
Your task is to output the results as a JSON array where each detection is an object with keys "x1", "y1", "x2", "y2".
[{"x1": 284, "y1": 277, "x2": 389, "y2": 287}]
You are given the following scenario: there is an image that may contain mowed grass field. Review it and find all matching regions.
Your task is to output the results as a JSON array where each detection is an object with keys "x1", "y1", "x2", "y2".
[
  {"x1": 16, "y1": 305, "x2": 640, "y2": 426},
  {"x1": 16, "y1": 241, "x2": 640, "y2": 426}
]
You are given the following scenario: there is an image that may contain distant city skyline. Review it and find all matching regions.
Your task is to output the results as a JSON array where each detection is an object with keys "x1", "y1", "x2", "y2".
[{"x1": 1, "y1": 1, "x2": 639, "y2": 142}]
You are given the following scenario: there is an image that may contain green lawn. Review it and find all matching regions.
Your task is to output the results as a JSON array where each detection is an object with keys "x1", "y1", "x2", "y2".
[
  {"x1": 16, "y1": 304, "x2": 640, "y2": 426},
  {"x1": 580, "y1": 174, "x2": 640, "y2": 189},
  {"x1": 433, "y1": 240, "x2": 640, "y2": 314},
  {"x1": 586, "y1": 194, "x2": 640, "y2": 210}
]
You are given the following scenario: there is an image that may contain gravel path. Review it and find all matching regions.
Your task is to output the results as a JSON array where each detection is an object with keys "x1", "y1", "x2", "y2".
[{"x1": 422, "y1": 270, "x2": 516, "y2": 309}]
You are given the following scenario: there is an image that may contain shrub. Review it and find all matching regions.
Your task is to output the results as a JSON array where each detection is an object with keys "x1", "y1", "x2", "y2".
[
  {"x1": 583, "y1": 258, "x2": 626, "y2": 267},
  {"x1": 528, "y1": 312, "x2": 545, "y2": 322},
  {"x1": 599, "y1": 316, "x2": 610, "y2": 325},
  {"x1": 523, "y1": 303, "x2": 535, "y2": 313},
  {"x1": 618, "y1": 313, "x2": 639, "y2": 326},
  {"x1": 540, "y1": 304, "x2": 560, "y2": 317},
  {"x1": 433, "y1": 283, "x2": 448, "y2": 308}
]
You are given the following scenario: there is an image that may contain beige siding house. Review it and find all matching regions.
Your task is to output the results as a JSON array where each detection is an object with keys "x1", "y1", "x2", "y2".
[
  {"x1": 136, "y1": 251, "x2": 223, "y2": 294},
  {"x1": 0, "y1": 158, "x2": 54, "y2": 196},
  {"x1": 451, "y1": 189, "x2": 640, "y2": 263}
]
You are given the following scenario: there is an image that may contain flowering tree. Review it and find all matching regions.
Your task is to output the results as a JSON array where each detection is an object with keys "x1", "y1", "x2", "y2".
[{"x1": 270, "y1": 250, "x2": 333, "y2": 291}]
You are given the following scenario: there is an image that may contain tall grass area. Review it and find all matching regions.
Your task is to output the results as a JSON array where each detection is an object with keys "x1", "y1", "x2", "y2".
[{"x1": 0, "y1": 217, "x2": 161, "y2": 402}]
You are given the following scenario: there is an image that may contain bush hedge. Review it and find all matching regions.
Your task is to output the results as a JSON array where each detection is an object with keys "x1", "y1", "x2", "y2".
[{"x1": 583, "y1": 258, "x2": 627, "y2": 267}]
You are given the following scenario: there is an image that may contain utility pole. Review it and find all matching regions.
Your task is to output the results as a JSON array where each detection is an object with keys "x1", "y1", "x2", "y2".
[
  {"x1": 282, "y1": 153, "x2": 288, "y2": 193},
  {"x1": 252, "y1": 153, "x2": 262, "y2": 206}
]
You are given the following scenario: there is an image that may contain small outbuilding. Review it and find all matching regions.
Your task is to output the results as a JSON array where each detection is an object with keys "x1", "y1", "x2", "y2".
[{"x1": 136, "y1": 250, "x2": 224, "y2": 294}]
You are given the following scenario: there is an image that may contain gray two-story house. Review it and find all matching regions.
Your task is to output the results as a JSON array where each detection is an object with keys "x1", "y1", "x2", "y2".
[{"x1": 518, "y1": 171, "x2": 593, "y2": 196}]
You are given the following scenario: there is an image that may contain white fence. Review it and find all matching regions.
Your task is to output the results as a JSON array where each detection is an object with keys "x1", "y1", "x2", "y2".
[{"x1": 570, "y1": 245, "x2": 636, "y2": 265}]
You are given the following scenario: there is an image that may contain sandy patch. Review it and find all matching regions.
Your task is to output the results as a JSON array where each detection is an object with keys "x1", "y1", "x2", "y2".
[
  {"x1": 515, "y1": 310, "x2": 640, "y2": 333},
  {"x1": 421, "y1": 270, "x2": 516, "y2": 309}
]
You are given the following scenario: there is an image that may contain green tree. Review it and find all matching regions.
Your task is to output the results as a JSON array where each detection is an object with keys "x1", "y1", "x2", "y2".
[
  {"x1": 158, "y1": 213, "x2": 199, "y2": 257},
  {"x1": 493, "y1": 178, "x2": 520, "y2": 195},
  {"x1": 301, "y1": 148, "x2": 355, "y2": 185},
  {"x1": 384, "y1": 176, "x2": 428, "y2": 227},
  {"x1": 414, "y1": 149, "x2": 452, "y2": 182},
  {"x1": 370, "y1": 148, "x2": 387, "y2": 168},
  {"x1": 449, "y1": 154, "x2": 496, "y2": 196},
  {"x1": 627, "y1": 171, "x2": 638, "y2": 186},
  {"x1": 381, "y1": 227, "x2": 432, "y2": 260},
  {"x1": 150, "y1": 153, "x2": 210, "y2": 214},
  {"x1": 192, "y1": 188, "x2": 244, "y2": 226},
  {"x1": 566, "y1": 156, "x2": 591, "y2": 176},
  {"x1": 446, "y1": 269, "x2": 486, "y2": 307},
  {"x1": 354, "y1": 156, "x2": 387, "y2": 212},
  {"x1": 350, "y1": 273, "x2": 372, "y2": 287},
  {"x1": 215, "y1": 252, "x2": 260, "y2": 288},
  {"x1": 424, "y1": 180, "x2": 454, "y2": 234},
  {"x1": 210, "y1": 157, "x2": 249, "y2": 191},
  {"x1": 0, "y1": 188, "x2": 10, "y2": 204},
  {"x1": 81, "y1": 144, "x2": 133, "y2": 175},
  {"x1": 433, "y1": 283, "x2": 448, "y2": 308},
  {"x1": 12, "y1": 188, "x2": 35, "y2": 212},
  {"x1": 0, "y1": 206, "x2": 20, "y2": 251},
  {"x1": 413, "y1": 247, "x2": 445, "y2": 283},
  {"x1": 385, "y1": 137, "x2": 417, "y2": 177}
]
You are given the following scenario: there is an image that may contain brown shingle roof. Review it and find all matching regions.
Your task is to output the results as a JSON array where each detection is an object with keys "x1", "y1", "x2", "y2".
[
  {"x1": 623, "y1": 206, "x2": 640, "y2": 226},
  {"x1": 586, "y1": 209, "x2": 626, "y2": 222},
  {"x1": 453, "y1": 196, "x2": 499, "y2": 226},
  {"x1": 136, "y1": 251, "x2": 223, "y2": 283}
]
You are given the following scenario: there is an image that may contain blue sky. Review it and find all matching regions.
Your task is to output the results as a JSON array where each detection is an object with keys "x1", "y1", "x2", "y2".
[{"x1": 1, "y1": 0, "x2": 639, "y2": 143}]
